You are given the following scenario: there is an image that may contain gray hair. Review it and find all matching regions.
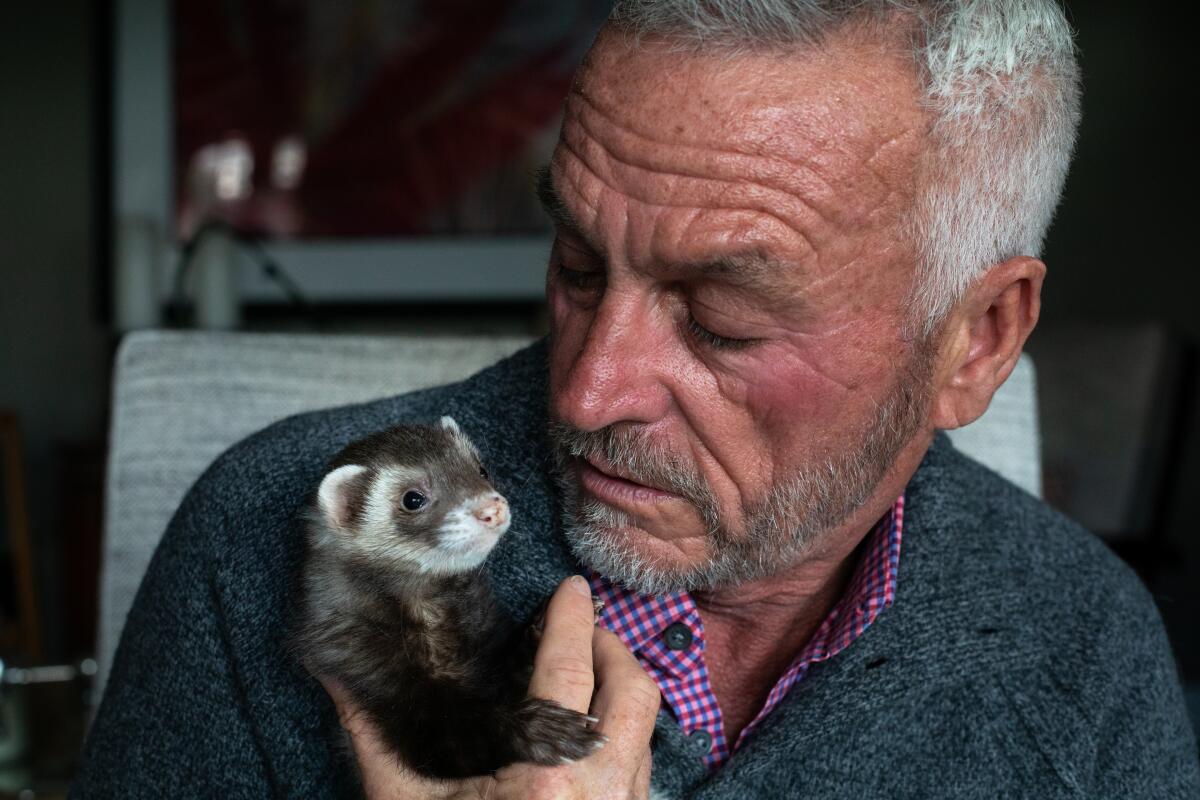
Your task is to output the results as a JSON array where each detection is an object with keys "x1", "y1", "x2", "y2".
[{"x1": 607, "y1": 0, "x2": 1082, "y2": 336}]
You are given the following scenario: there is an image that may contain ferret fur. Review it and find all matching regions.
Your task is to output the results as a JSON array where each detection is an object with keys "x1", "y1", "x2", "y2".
[{"x1": 290, "y1": 416, "x2": 605, "y2": 779}]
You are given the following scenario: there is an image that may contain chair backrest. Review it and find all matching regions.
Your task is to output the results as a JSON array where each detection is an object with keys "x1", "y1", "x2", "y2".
[
  {"x1": 946, "y1": 356, "x2": 1042, "y2": 500},
  {"x1": 98, "y1": 331, "x2": 1040, "y2": 693}
]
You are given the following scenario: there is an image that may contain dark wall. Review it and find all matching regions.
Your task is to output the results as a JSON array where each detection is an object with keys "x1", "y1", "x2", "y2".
[
  {"x1": 1042, "y1": 2, "x2": 1197, "y2": 331},
  {"x1": 1038, "y1": 3, "x2": 1199, "y2": 678},
  {"x1": 0, "y1": 1, "x2": 107, "y2": 659}
]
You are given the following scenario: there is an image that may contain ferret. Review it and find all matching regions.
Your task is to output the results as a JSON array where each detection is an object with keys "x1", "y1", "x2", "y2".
[{"x1": 291, "y1": 416, "x2": 606, "y2": 779}]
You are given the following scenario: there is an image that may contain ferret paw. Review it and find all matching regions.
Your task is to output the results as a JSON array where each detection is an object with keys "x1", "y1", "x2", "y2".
[{"x1": 511, "y1": 697, "x2": 608, "y2": 765}]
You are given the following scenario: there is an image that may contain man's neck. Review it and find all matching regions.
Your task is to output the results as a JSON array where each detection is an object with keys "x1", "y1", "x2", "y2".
[
  {"x1": 692, "y1": 432, "x2": 933, "y2": 742},
  {"x1": 693, "y1": 525, "x2": 867, "y2": 740}
]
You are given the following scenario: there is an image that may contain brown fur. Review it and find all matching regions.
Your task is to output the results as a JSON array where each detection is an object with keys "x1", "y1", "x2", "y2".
[{"x1": 290, "y1": 420, "x2": 606, "y2": 779}]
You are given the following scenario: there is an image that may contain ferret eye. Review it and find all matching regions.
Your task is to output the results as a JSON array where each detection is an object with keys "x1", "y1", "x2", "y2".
[
  {"x1": 478, "y1": 464, "x2": 490, "y2": 481},
  {"x1": 401, "y1": 490, "x2": 428, "y2": 511}
]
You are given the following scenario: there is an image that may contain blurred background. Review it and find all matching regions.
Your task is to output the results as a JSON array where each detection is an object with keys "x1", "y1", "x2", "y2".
[{"x1": 0, "y1": 0, "x2": 1196, "y2": 794}]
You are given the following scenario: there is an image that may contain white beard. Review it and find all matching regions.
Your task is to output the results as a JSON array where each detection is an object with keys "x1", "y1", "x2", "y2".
[{"x1": 547, "y1": 344, "x2": 934, "y2": 595}]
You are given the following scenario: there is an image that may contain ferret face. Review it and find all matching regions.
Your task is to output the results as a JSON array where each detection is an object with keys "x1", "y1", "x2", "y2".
[{"x1": 315, "y1": 417, "x2": 511, "y2": 574}]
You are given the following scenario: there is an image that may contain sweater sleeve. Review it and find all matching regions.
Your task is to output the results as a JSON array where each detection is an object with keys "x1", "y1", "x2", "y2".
[
  {"x1": 70, "y1": 487, "x2": 276, "y2": 796},
  {"x1": 71, "y1": 429, "x2": 359, "y2": 799},
  {"x1": 989, "y1": 543, "x2": 1200, "y2": 798}
]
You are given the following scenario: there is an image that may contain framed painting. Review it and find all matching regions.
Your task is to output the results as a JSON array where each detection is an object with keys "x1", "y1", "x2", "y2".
[{"x1": 114, "y1": 0, "x2": 612, "y2": 305}]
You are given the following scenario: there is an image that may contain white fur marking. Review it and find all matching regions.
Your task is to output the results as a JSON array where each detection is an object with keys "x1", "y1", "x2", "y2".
[
  {"x1": 415, "y1": 494, "x2": 509, "y2": 574},
  {"x1": 361, "y1": 468, "x2": 399, "y2": 537},
  {"x1": 347, "y1": 468, "x2": 437, "y2": 568}
]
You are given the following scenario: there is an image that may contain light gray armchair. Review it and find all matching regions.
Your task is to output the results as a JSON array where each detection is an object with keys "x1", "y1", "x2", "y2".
[{"x1": 97, "y1": 330, "x2": 1041, "y2": 695}]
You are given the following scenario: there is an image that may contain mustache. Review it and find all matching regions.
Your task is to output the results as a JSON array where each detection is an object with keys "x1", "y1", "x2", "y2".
[{"x1": 546, "y1": 421, "x2": 718, "y2": 522}]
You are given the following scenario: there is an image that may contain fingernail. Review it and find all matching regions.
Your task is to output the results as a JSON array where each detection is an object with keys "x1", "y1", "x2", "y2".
[{"x1": 570, "y1": 574, "x2": 590, "y2": 595}]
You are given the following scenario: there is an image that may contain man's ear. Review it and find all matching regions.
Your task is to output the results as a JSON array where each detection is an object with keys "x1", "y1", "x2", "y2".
[{"x1": 929, "y1": 256, "x2": 1044, "y2": 430}]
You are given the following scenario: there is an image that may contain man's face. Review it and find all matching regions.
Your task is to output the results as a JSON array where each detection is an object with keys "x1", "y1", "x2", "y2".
[{"x1": 544, "y1": 27, "x2": 935, "y2": 594}]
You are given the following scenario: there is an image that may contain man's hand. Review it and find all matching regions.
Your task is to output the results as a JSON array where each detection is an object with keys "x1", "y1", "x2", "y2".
[{"x1": 322, "y1": 575, "x2": 662, "y2": 799}]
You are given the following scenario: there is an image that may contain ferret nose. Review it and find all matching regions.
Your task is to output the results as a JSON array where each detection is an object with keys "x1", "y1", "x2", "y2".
[{"x1": 472, "y1": 494, "x2": 509, "y2": 528}]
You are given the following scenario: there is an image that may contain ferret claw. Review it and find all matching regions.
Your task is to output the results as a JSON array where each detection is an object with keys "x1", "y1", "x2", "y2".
[{"x1": 584, "y1": 714, "x2": 600, "y2": 725}]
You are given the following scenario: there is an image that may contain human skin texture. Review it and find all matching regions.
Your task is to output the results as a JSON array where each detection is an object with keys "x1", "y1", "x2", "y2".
[
  {"x1": 544, "y1": 24, "x2": 1044, "y2": 739},
  {"x1": 328, "y1": 21, "x2": 1045, "y2": 797}
]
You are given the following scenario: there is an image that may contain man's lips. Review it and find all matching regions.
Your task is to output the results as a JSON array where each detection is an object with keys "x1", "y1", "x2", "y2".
[{"x1": 577, "y1": 456, "x2": 680, "y2": 507}]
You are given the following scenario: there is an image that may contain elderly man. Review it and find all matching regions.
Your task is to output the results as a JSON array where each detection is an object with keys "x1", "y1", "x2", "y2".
[{"x1": 75, "y1": 1, "x2": 1199, "y2": 798}]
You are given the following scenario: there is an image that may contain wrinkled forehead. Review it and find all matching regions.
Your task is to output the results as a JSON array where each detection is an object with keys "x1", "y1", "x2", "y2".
[
  {"x1": 563, "y1": 26, "x2": 927, "y2": 214},
  {"x1": 556, "y1": 31, "x2": 921, "y2": 256}
]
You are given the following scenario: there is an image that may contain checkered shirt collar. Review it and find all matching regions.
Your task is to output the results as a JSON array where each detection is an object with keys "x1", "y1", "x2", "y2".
[{"x1": 588, "y1": 493, "x2": 905, "y2": 769}]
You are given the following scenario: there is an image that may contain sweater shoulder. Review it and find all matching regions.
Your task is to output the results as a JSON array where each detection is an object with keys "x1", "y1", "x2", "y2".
[
  {"x1": 875, "y1": 439, "x2": 1197, "y2": 793},
  {"x1": 909, "y1": 436, "x2": 1157, "y2": 630},
  {"x1": 898, "y1": 436, "x2": 1177, "y2": 698}
]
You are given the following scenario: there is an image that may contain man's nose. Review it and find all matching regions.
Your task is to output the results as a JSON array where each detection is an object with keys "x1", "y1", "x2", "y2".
[{"x1": 552, "y1": 291, "x2": 671, "y2": 432}]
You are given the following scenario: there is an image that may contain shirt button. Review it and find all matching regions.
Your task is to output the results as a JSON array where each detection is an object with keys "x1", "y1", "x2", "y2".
[
  {"x1": 689, "y1": 729, "x2": 713, "y2": 753},
  {"x1": 663, "y1": 622, "x2": 693, "y2": 650}
]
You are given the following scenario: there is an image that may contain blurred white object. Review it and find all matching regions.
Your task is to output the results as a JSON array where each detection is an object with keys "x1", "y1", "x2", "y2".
[
  {"x1": 271, "y1": 135, "x2": 307, "y2": 190},
  {"x1": 190, "y1": 137, "x2": 254, "y2": 203},
  {"x1": 114, "y1": 217, "x2": 162, "y2": 331}
]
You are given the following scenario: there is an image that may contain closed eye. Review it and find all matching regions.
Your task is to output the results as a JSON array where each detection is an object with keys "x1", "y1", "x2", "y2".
[
  {"x1": 555, "y1": 263, "x2": 605, "y2": 293},
  {"x1": 685, "y1": 314, "x2": 759, "y2": 351}
]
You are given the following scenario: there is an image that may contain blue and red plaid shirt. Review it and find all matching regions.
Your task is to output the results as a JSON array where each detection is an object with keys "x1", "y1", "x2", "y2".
[{"x1": 589, "y1": 493, "x2": 904, "y2": 770}]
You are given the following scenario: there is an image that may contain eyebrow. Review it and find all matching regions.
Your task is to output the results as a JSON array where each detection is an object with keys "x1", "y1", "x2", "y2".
[
  {"x1": 535, "y1": 165, "x2": 584, "y2": 239},
  {"x1": 536, "y1": 165, "x2": 614, "y2": 262},
  {"x1": 689, "y1": 254, "x2": 782, "y2": 282},
  {"x1": 685, "y1": 254, "x2": 798, "y2": 305}
]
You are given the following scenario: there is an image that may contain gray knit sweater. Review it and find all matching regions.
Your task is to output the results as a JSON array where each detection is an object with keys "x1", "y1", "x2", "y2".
[{"x1": 74, "y1": 339, "x2": 1200, "y2": 798}]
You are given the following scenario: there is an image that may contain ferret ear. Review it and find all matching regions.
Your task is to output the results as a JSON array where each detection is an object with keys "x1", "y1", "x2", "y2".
[
  {"x1": 317, "y1": 464, "x2": 369, "y2": 532},
  {"x1": 438, "y1": 414, "x2": 482, "y2": 459}
]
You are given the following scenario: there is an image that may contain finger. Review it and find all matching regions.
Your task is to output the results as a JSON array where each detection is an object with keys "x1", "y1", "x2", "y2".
[
  {"x1": 319, "y1": 677, "x2": 382, "y2": 748},
  {"x1": 527, "y1": 575, "x2": 598, "y2": 713},
  {"x1": 632, "y1": 749, "x2": 653, "y2": 800},
  {"x1": 589, "y1": 628, "x2": 661, "y2": 751}
]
